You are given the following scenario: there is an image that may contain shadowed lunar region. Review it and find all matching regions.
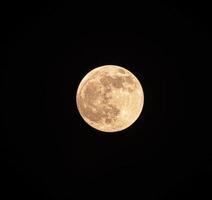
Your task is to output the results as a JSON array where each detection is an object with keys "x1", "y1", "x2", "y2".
[{"x1": 76, "y1": 65, "x2": 144, "y2": 132}]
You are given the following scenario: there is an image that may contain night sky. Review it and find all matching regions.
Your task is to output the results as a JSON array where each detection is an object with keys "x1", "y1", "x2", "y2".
[{"x1": 6, "y1": 2, "x2": 211, "y2": 199}]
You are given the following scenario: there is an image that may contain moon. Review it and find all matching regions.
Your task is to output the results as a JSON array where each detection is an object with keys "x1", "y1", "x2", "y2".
[{"x1": 76, "y1": 65, "x2": 144, "y2": 133}]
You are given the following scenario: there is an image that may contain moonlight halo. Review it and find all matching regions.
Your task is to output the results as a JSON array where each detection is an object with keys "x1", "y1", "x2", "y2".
[{"x1": 76, "y1": 65, "x2": 144, "y2": 133}]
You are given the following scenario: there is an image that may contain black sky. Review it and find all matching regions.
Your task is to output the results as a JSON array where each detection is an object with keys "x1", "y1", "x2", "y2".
[{"x1": 6, "y1": 2, "x2": 212, "y2": 199}]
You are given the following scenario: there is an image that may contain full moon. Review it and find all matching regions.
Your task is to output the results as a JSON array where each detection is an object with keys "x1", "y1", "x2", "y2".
[{"x1": 76, "y1": 65, "x2": 144, "y2": 133}]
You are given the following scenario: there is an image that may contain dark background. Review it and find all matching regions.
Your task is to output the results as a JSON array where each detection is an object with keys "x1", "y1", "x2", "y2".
[{"x1": 6, "y1": 1, "x2": 211, "y2": 199}]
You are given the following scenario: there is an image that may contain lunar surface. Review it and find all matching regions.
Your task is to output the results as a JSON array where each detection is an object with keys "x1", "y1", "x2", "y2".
[{"x1": 76, "y1": 65, "x2": 144, "y2": 132}]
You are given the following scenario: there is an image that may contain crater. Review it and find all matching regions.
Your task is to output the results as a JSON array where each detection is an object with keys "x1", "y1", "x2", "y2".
[
  {"x1": 111, "y1": 76, "x2": 125, "y2": 88},
  {"x1": 127, "y1": 87, "x2": 134, "y2": 92},
  {"x1": 125, "y1": 76, "x2": 134, "y2": 84},
  {"x1": 100, "y1": 75, "x2": 113, "y2": 86},
  {"x1": 118, "y1": 69, "x2": 125, "y2": 74},
  {"x1": 105, "y1": 118, "x2": 112, "y2": 124}
]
